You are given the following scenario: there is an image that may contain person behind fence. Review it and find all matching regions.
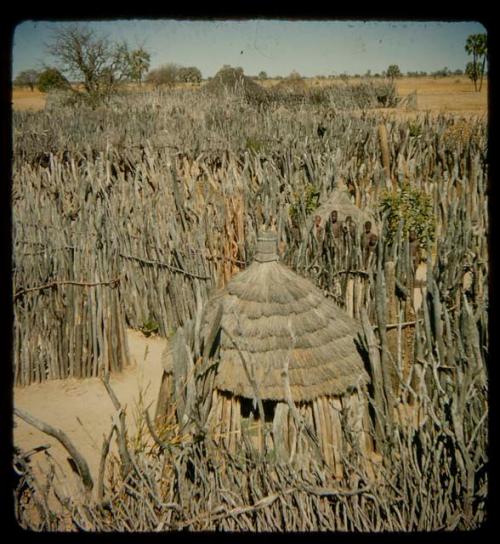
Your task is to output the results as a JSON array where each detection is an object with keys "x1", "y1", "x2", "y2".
[
  {"x1": 313, "y1": 214, "x2": 326, "y2": 253},
  {"x1": 313, "y1": 214, "x2": 324, "y2": 240},
  {"x1": 329, "y1": 209, "x2": 341, "y2": 239},
  {"x1": 361, "y1": 221, "x2": 372, "y2": 249},
  {"x1": 362, "y1": 221, "x2": 378, "y2": 268}
]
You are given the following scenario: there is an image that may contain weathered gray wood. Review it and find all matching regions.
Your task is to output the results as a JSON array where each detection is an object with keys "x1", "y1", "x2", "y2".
[
  {"x1": 272, "y1": 402, "x2": 290, "y2": 462},
  {"x1": 155, "y1": 370, "x2": 173, "y2": 422},
  {"x1": 360, "y1": 308, "x2": 387, "y2": 448},
  {"x1": 14, "y1": 407, "x2": 94, "y2": 492},
  {"x1": 171, "y1": 323, "x2": 192, "y2": 424}
]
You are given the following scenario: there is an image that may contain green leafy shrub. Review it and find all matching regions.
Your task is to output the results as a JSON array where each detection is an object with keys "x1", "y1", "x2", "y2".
[
  {"x1": 140, "y1": 318, "x2": 159, "y2": 337},
  {"x1": 37, "y1": 68, "x2": 69, "y2": 92},
  {"x1": 379, "y1": 184, "x2": 434, "y2": 247},
  {"x1": 289, "y1": 183, "x2": 321, "y2": 224}
]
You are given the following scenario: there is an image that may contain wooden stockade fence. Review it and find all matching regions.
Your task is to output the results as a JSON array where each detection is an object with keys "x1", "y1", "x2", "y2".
[
  {"x1": 13, "y1": 94, "x2": 487, "y2": 388},
  {"x1": 12, "y1": 88, "x2": 488, "y2": 530}
]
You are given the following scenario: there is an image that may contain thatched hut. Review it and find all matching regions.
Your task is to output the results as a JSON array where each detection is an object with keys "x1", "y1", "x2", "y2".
[
  {"x1": 202, "y1": 66, "x2": 269, "y2": 105},
  {"x1": 156, "y1": 230, "x2": 374, "y2": 474},
  {"x1": 193, "y1": 229, "x2": 373, "y2": 476},
  {"x1": 308, "y1": 185, "x2": 378, "y2": 235}
]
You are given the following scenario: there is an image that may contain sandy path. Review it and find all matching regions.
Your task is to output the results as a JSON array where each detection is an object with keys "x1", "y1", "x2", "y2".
[{"x1": 13, "y1": 329, "x2": 167, "y2": 497}]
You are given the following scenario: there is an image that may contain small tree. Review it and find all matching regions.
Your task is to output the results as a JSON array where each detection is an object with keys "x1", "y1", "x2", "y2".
[
  {"x1": 465, "y1": 33, "x2": 487, "y2": 91},
  {"x1": 386, "y1": 64, "x2": 402, "y2": 82},
  {"x1": 145, "y1": 64, "x2": 180, "y2": 88},
  {"x1": 177, "y1": 66, "x2": 202, "y2": 84},
  {"x1": 14, "y1": 69, "x2": 40, "y2": 91},
  {"x1": 258, "y1": 71, "x2": 267, "y2": 80},
  {"x1": 36, "y1": 67, "x2": 69, "y2": 92},
  {"x1": 128, "y1": 47, "x2": 151, "y2": 86},
  {"x1": 288, "y1": 70, "x2": 302, "y2": 80}
]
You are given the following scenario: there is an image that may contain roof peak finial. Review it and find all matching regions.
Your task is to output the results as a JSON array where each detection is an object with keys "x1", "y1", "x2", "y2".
[{"x1": 255, "y1": 228, "x2": 278, "y2": 263}]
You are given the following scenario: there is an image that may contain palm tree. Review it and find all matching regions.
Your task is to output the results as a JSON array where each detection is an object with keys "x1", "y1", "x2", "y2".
[{"x1": 465, "y1": 34, "x2": 487, "y2": 92}]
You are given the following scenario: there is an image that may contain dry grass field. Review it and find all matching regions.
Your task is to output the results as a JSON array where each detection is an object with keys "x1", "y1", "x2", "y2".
[
  {"x1": 11, "y1": 87, "x2": 47, "y2": 111},
  {"x1": 396, "y1": 76, "x2": 488, "y2": 115},
  {"x1": 265, "y1": 75, "x2": 488, "y2": 116},
  {"x1": 12, "y1": 76, "x2": 488, "y2": 116}
]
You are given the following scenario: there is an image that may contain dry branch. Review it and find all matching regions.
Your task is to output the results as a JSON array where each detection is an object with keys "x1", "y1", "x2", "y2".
[
  {"x1": 14, "y1": 407, "x2": 94, "y2": 491},
  {"x1": 101, "y1": 376, "x2": 133, "y2": 477},
  {"x1": 14, "y1": 276, "x2": 121, "y2": 300},
  {"x1": 119, "y1": 252, "x2": 210, "y2": 280},
  {"x1": 97, "y1": 425, "x2": 115, "y2": 503}
]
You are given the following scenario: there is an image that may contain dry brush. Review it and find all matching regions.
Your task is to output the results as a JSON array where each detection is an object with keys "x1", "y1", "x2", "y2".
[{"x1": 12, "y1": 88, "x2": 488, "y2": 530}]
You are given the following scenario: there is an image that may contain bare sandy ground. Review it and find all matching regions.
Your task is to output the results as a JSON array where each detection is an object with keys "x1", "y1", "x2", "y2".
[{"x1": 13, "y1": 329, "x2": 167, "y2": 497}]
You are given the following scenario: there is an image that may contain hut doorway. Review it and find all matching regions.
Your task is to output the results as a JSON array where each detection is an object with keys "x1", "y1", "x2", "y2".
[{"x1": 240, "y1": 397, "x2": 276, "y2": 422}]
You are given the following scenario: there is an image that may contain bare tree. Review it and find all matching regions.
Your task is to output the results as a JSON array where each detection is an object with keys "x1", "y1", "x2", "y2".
[{"x1": 46, "y1": 24, "x2": 136, "y2": 105}]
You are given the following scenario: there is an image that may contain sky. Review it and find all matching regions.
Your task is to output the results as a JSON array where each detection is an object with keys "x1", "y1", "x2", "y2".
[{"x1": 12, "y1": 19, "x2": 487, "y2": 79}]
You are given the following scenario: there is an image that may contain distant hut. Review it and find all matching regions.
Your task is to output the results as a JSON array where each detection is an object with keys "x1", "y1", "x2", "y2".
[
  {"x1": 308, "y1": 185, "x2": 378, "y2": 235},
  {"x1": 202, "y1": 66, "x2": 269, "y2": 106},
  {"x1": 192, "y1": 229, "x2": 373, "y2": 476},
  {"x1": 303, "y1": 185, "x2": 378, "y2": 318}
]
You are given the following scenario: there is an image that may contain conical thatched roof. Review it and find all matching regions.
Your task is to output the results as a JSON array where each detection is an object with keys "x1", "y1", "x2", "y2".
[
  {"x1": 201, "y1": 230, "x2": 369, "y2": 403},
  {"x1": 203, "y1": 66, "x2": 269, "y2": 104},
  {"x1": 309, "y1": 187, "x2": 378, "y2": 234}
]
